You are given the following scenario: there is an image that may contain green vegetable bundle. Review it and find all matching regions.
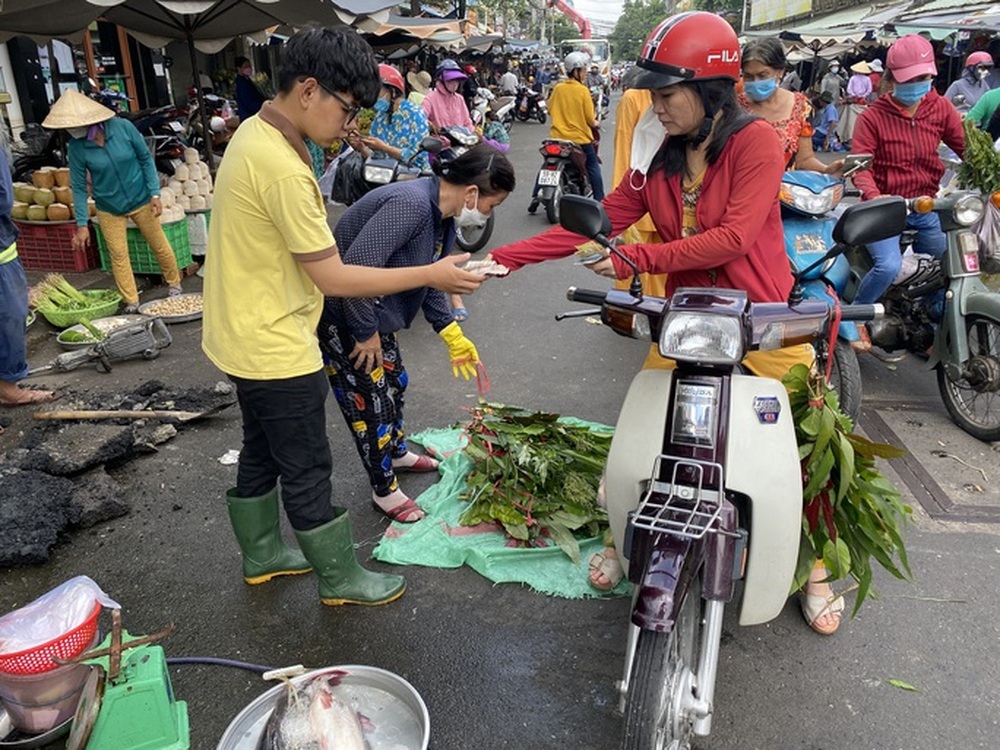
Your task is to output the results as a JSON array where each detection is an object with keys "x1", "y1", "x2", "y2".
[
  {"x1": 785, "y1": 365, "x2": 912, "y2": 614},
  {"x1": 958, "y1": 118, "x2": 1000, "y2": 194},
  {"x1": 458, "y1": 402, "x2": 612, "y2": 563},
  {"x1": 32, "y1": 274, "x2": 119, "y2": 312}
]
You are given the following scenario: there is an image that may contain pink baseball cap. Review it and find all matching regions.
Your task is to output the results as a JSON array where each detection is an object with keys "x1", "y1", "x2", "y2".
[{"x1": 886, "y1": 35, "x2": 937, "y2": 82}]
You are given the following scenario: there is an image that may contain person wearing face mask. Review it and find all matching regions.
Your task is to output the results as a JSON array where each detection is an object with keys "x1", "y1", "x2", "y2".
[
  {"x1": 820, "y1": 60, "x2": 845, "y2": 102},
  {"x1": 348, "y1": 64, "x2": 430, "y2": 171},
  {"x1": 488, "y1": 13, "x2": 844, "y2": 632},
  {"x1": 849, "y1": 34, "x2": 965, "y2": 352},
  {"x1": 318, "y1": 144, "x2": 514, "y2": 524},
  {"x1": 42, "y1": 89, "x2": 183, "y2": 314},
  {"x1": 421, "y1": 60, "x2": 474, "y2": 134},
  {"x1": 945, "y1": 51, "x2": 994, "y2": 109},
  {"x1": 738, "y1": 38, "x2": 843, "y2": 174}
]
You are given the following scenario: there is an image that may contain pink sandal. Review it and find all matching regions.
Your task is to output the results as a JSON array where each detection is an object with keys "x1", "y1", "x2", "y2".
[
  {"x1": 372, "y1": 491, "x2": 425, "y2": 523},
  {"x1": 391, "y1": 453, "x2": 440, "y2": 473}
]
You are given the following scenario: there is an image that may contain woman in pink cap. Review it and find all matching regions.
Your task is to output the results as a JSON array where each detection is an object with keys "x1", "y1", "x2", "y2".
[
  {"x1": 944, "y1": 51, "x2": 994, "y2": 108},
  {"x1": 421, "y1": 59, "x2": 474, "y2": 134},
  {"x1": 848, "y1": 34, "x2": 965, "y2": 351}
]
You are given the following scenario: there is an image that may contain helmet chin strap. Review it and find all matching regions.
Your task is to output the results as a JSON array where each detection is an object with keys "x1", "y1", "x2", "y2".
[{"x1": 687, "y1": 84, "x2": 715, "y2": 147}]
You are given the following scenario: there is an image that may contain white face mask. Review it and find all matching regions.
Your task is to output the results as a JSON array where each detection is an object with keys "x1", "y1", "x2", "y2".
[
  {"x1": 456, "y1": 189, "x2": 488, "y2": 230},
  {"x1": 66, "y1": 126, "x2": 89, "y2": 139},
  {"x1": 629, "y1": 105, "x2": 667, "y2": 183}
]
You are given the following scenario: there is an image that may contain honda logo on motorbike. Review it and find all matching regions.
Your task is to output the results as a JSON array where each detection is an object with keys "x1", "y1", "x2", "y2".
[{"x1": 753, "y1": 396, "x2": 781, "y2": 424}]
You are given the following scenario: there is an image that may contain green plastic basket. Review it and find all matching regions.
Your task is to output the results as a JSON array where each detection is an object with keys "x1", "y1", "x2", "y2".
[
  {"x1": 95, "y1": 218, "x2": 192, "y2": 275},
  {"x1": 36, "y1": 290, "x2": 123, "y2": 329}
]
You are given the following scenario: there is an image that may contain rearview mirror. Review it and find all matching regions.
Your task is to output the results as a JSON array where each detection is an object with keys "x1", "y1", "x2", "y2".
[
  {"x1": 832, "y1": 196, "x2": 907, "y2": 247},
  {"x1": 559, "y1": 195, "x2": 611, "y2": 239},
  {"x1": 420, "y1": 136, "x2": 443, "y2": 155}
]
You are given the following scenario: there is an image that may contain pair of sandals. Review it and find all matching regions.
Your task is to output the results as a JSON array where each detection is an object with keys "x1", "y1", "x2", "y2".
[
  {"x1": 372, "y1": 452, "x2": 440, "y2": 524},
  {"x1": 587, "y1": 547, "x2": 845, "y2": 636}
]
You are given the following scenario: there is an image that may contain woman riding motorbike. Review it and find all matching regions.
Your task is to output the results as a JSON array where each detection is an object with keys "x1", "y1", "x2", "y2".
[
  {"x1": 349, "y1": 63, "x2": 430, "y2": 171},
  {"x1": 490, "y1": 10, "x2": 844, "y2": 635},
  {"x1": 421, "y1": 59, "x2": 474, "y2": 134}
]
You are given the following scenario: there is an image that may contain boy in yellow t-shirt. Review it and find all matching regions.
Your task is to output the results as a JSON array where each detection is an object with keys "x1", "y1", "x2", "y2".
[{"x1": 202, "y1": 28, "x2": 484, "y2": 608}]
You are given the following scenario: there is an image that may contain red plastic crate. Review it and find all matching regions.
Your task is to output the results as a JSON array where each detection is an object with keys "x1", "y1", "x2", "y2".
[{"x1": 13, "y1": 221, "x2": 99, "y2": 272}]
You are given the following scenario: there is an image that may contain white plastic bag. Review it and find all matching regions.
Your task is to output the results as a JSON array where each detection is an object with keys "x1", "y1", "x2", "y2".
[
  {"x1": 0, "y1": 576, "x2": 119, "y2": 655},
  {"x1": 975, "y1": 202, "x2": 1000, "y2": 275}
]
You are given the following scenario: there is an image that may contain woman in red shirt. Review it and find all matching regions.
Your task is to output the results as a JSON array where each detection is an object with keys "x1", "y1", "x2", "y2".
[{"x1": 491, "y1": 11, "x2": 844, "y2": 635}]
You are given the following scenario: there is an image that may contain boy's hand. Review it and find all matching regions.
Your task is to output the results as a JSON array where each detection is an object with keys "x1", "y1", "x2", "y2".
[{"x1": 427, "y1": 254, "x2": 486, "y2": 294}]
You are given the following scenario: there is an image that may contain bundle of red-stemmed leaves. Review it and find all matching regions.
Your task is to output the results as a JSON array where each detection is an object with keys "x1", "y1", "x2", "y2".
[
  {"x1": 458, "y1": 402, "x2": 611, "y2": 563},
  {"x1": 785, "y1": 364, "x2": 912, "y2": 614}
]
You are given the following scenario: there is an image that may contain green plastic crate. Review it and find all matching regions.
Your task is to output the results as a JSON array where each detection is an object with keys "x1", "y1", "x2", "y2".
[{"x1": 95, "y1": 218, "x2": 192, "y2": 275}]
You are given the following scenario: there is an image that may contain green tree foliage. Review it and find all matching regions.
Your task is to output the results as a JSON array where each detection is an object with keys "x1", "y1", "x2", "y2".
[
  {"x1": 609, "y1": 0, "x2": 672, "y2": 63},
  {"x1": 551, "y1": 14, "x2": 579, "y2": 44}
]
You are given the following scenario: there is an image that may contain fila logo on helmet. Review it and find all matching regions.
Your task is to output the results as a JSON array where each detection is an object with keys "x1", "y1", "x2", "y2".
[{"x1": 707, "y1": 49, "x2": 739, "y2": 65}]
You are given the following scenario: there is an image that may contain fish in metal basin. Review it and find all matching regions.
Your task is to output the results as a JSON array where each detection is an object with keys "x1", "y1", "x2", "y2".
[{"x1": 259, "y1": 670, "x2": 371, "y2": 749}]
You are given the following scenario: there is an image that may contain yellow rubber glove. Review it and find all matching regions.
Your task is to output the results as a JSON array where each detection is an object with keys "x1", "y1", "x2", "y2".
[{"x1": 439, "y1": 321, "x2": 480, "y2": 380}]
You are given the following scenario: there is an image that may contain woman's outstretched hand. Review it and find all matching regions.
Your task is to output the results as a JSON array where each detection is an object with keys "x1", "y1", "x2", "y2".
[{"x1": 588, "y1": 257, "x2": 617, "y2": 279}]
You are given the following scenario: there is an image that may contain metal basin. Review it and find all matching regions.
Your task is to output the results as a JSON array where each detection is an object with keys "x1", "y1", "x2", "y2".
[{"x1": 216, "y1": 665, "x2": 429, "y2": 750}]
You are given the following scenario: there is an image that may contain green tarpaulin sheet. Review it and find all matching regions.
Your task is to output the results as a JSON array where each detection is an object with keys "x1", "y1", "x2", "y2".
[{"x1": 373, "y1": 423, "x2": 631, "y2": 599}]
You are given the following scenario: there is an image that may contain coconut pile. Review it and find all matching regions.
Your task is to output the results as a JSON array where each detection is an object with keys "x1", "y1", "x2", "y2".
[
  {"x1": 157, "y1": 147, "x2": 214, "y2": 223},
  {"x1": 11, "y1": 167, "x2": 96, "y2": 223}
]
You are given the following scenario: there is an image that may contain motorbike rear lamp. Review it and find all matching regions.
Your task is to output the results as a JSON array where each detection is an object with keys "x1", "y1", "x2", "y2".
[
  {"x1": 959, "y1": 231, "x2": 981, "y2": 273},
  {"x1": 659, "y1": 311, "x2": 744, "y2": 365},
  {"x1": 363, "y1": 164, "x2": 395, "y2": 185},
  {"x1": 912, "y1": 196, "x2": 935, "y2": 214},
  {"x1": 778, "y1": 182, "x2": 842, "y2": 216},
  {"x1": 544, "y1": 143, "x2": 563, "y2": 156},
  {"x1": 604, "y1": 308, "x2": 651, "y2": 340},
  {"x1": 954, "y1": 194, "x2": 985, "y2": 226}
]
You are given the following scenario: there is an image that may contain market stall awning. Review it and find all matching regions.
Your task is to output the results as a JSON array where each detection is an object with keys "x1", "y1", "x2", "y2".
[
  {"x1": 749, "y1": 1, "x2": 912, "y2": 45},
  {"x1": 368, "y1": 14, "x2": 466, "y2": 40},
  {"x1": 466, "y1": 34, "x2": 503, "y2": 53},
  {"x1": 0, "y1": 0, "x2": 399, "y2": 48},
  {"x1": 887, "y1": 1, "x2": 1000, "y2": 32}
]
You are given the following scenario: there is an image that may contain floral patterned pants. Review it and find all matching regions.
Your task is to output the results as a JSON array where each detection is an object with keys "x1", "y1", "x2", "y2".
[{"x1": 320, "y1": 323, "x2": 409, "y2": 497}]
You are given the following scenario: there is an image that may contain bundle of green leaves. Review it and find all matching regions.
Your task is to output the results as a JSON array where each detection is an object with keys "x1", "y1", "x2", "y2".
[
  {"x1": 459, "y1": 402, "x2": 611, "y2": 563},
  {"x1": 958, "y1": 118, "x2": 1000, "y2": 195},
  {"x1": 785, "y1": 365, "x2": 912, "y2": 614}
]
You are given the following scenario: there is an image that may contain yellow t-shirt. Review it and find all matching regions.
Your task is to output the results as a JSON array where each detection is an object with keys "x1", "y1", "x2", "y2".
[
  {"x1": 202, "y1": 111, "x2": 337, "y2": 380},
  {"x1": 548, "y1": 79, "x2": 595, "y2": 145}
]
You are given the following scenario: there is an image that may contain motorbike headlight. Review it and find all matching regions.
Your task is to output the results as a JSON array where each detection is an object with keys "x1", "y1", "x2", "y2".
[
  {"x1": 953, "y1": 194, "x2": 985, "y2": 226},
  {"x1": 363, "y1": 164, "x2": 395, "y2": 184},
  {"x1": 658, "y1": 311, "x2": 744, "y2": 365},
  {"x1": 779, "y1": 183, "x2": 843, "y2": 216}
]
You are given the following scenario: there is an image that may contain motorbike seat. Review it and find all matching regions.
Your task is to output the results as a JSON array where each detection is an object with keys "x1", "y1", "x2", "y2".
[{"x1": 490, "y1": 96, "x2": 514, "y2": 112}]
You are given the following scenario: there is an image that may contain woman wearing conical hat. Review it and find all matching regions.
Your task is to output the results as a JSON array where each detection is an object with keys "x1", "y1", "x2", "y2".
[{"x1": 42, "y1": 89, "x2": 183, "y2": 312}]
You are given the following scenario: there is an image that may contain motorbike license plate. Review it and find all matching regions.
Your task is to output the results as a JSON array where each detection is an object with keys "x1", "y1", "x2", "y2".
[
  {"x1": 167, "y1": 120, "x2": 184, "y2": 133},
  {"x1": 537, "y1": 170, "x2": 560, "y2": 186}
]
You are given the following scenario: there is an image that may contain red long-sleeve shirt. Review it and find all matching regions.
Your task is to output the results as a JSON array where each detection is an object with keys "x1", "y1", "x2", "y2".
[
  {"x1": 851, "y1": 90, "x2": 965, "y2": 201},
  {"x1": 491, "y1": 119, "x2": 793, "y2": 303}
]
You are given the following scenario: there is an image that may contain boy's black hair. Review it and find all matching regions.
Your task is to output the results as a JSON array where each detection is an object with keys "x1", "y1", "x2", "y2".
[
  {"x1": 435, "y1": 143, "x2": 516, "y2": 196},
  {"x1": 649, "y1": 81, "x2": 758, "y2": 178},
  {"x1": 276, "y1": 27, "x2": 380, "y2": 108}
]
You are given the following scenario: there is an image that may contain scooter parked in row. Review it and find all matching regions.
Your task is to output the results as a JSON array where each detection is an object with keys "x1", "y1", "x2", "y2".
[
  {"x1": 513, "y1": 85, "x2": 547, "y2": 124},
  {"x1": 470, "y1": 87, "x2": 515, "y2": 132},
  {"x1": 529, "y1": 139, "x2": 592, "y2": 225},
  {"x1": 556, "y1": 194, "x2": 906, "y2": 750}
]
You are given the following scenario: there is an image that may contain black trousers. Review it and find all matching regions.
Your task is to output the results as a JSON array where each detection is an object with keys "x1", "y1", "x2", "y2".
[{"x1": 230, "y1": 370, "x2": 335, "y2": 531}]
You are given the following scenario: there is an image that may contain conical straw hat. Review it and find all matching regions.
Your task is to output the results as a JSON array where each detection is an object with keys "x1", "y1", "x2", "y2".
[{"x1": 42, "y1": 89, "x2": 116, "y2": 129}]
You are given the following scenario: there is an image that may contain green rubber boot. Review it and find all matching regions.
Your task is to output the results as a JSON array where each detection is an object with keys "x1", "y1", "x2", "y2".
[
  {"x1": 294, "y1": 510, "x2": 406, "y2": 606},
  {"x1": 225, "y1": 488, "x2": 312, "y2": 584}
]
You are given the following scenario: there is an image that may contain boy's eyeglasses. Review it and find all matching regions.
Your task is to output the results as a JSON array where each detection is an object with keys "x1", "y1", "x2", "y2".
[{"x1": 317, "y1": 81, "x2": 361, "y2": 123}]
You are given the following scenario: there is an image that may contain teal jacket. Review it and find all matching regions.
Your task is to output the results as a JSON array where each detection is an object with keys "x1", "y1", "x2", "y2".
[{"x1": 68, "y1": 117, "x2": 161, "y2": 226}]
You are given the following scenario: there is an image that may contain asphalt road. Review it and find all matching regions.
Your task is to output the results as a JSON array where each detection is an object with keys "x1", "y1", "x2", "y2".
[{"x1": 2, "y1": 99, "x2": 1000, "y2": 750}]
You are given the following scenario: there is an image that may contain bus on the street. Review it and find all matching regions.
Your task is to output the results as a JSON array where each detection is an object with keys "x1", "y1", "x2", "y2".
[{"x1": 560, "y1": 38, "x2": 612, "y2": 81}]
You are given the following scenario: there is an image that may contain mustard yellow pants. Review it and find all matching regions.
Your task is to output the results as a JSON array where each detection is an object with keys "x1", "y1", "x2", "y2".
[{"x1": 97, "y1": 203, "x2": 181, "y2": 305}]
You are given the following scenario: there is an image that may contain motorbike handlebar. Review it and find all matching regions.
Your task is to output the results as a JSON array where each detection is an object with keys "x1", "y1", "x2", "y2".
[
  {"x1": 566, "y1": 287, "x2": 608, "y2": 306},
  {"x1": 837, "y1": 303, "x2": 884, "y2": 322}
]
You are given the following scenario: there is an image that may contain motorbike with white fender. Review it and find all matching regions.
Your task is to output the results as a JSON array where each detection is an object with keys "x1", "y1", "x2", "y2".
[
  {"x1": 470, "y1": 87, "x2": 515, "y2": 132},
  {"x1": 556, "y1": 194, "x2": 906, "y2": 749}
]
